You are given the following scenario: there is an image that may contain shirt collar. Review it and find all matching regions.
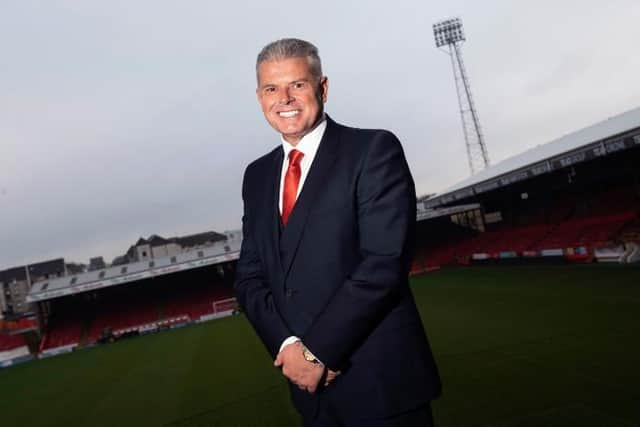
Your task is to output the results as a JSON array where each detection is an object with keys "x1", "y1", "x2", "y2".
[{"x1": 280, "y1": 115, "x2": 327, "y2": 160}]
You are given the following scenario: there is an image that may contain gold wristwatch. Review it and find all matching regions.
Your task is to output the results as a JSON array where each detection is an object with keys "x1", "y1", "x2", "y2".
[{"x1": 301, "y1": 345, "x2": 321, "y2": 364}]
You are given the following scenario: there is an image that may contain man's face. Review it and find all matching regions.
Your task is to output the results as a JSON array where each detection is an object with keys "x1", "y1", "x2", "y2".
[{"x1": 257, "y1": 57, "x2": 328, "y2": 145}]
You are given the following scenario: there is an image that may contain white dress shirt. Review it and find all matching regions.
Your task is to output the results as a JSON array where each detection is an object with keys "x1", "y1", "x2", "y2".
[
  {"x1": 277, "y1": 117, "x2": 327, "y2": 360},
  {"x1": 278, "y1": 118, "x2": 327, "y2": 215}
]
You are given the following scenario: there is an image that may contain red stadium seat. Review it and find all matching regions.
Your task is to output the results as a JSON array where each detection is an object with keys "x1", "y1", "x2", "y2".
[
  {"x1": 417, "y1": 187, "x2": 639, "y2": 265},
  {"x1": 0, "y1": 333, "x2": 27, "y2": 352}
]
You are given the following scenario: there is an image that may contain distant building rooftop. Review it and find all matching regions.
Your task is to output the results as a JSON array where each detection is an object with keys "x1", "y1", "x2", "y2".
[
  {"x1": 28, "y1": 258, "x2": 65, "y2": 279},
  {"x1": 27, "y1": 240, "x2": 240, "y2": 303},
  {"x1": 0, "y1": 267, "x2": 27, "y2": 284}
]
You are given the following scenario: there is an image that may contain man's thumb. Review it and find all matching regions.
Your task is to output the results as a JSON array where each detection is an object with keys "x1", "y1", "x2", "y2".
[{"x1": 274, "y1": 353, "x2": 282, "y2": 367}]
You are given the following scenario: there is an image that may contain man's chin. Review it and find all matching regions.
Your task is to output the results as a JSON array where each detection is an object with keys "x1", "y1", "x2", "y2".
[
  {"x1": 277, "y1": 126, "x2": 304, "y2": 140},
  {"x1": 277, "y1": 122, "x2": 303, "y2": 133},
  {"x1": 269, "y1": 120, "x2": 300, "y2": 134}
]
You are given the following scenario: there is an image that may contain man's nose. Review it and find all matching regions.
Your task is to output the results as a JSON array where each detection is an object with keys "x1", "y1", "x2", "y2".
[{"x1": 278, "y1": 87, "x2": 293, "y2": 104}]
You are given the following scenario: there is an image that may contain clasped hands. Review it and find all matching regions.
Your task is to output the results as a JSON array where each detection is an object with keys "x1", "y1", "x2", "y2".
[{"x1": 274, "y1": 341, "x2": 340, "y2": 393}]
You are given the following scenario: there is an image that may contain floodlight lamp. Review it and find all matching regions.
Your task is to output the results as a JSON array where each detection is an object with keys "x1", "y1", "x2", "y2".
[{"x1": 432, "y1": 17, "x2": 465, "y2": 47}]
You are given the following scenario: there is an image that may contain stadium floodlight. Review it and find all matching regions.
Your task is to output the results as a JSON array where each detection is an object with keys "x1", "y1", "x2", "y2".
[
  {"x1": 433, "y1": 17, "x2": 490, "y2": 175},
  {"x1": 433, "y1": 17, "x2": 466, "y2": 47}
]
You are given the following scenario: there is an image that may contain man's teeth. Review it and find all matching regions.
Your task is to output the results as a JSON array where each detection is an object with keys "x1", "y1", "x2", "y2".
[{"x1": 278, "y1": 110, "x2": 299, "y2": 118}]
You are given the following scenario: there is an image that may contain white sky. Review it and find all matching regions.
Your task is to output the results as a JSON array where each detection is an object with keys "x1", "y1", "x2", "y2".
[{"x1": 1, "y1": 0, "x2": 639, "y2": 268}]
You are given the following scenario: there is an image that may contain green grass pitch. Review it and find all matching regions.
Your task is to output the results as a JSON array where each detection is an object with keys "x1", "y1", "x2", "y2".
[{"x1": 1, "y1": 265, "x2": 639, "y2": 426}]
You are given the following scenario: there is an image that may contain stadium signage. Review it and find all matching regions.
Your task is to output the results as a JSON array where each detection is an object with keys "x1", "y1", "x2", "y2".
[
  {"x1": 540, "y1": 249, "x2": 564, "y2": 257},
  {"x1": 107, "y1": 273, "x2": 144, "y2": 286},
  {"x1": 592, "y1": 145, "x2": 607, "y2": 157},
  {"x1": 499, "y1": 170, "x2": 529, "y2": 186},
  {"x1": 453, "y1": 187, "x2": 474, "y2": 200},
  {"x1": 39, "y1": 290, "x2": 66, "y2": 300},
  {"x1": 555, "y1": 152, "x2": 585, "y2": 168},
  {"x1": 422, "y1": 199, "x2": 438, "y2": 209},
  {"x1": 605, "y1": 139, "x2": 626, "y2": 153},
  {"x1": 474, "y1": 179, "x2": 500, "y2": 193},
  {"x1": 499, "y1": 252, "x2": 517, "y2": 259},
  {"x1": 530, "y1": 162, "x2": 551, "y2": 176},
  {"x1": 439, "y1": 194, "x2": 454, "y2": 204},
  {"x1": 40, "y1": 344, "x2": 77, "y2": 358},
  {"x1": 426, "y1": 128, "x2": 640, "y2": 209},
  {"x1": 0, "y1": 354, "x2": 34, "y2": 369},
  {"x1": 76, "y1": 282, "x2": 104, "y2": 292},
  {"x1": 417, "y1": 203, "x2": 481, "y2": 221}
]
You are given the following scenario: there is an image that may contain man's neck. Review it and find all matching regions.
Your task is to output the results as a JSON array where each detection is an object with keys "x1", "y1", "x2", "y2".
[{"x1": 282, "y1": 114, "x2": 326, "y2": 147}]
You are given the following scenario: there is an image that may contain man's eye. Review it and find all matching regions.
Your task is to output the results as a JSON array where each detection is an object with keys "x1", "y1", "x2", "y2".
[
  {"x1": 293, "y1": 82, "x2": 305, "y2": 89},
  {"x1": 264, "y1": 87, "x2": 275, "y2": 93}
]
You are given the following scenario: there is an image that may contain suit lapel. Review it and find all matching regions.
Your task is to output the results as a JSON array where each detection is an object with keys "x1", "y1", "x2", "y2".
[
  {"x1": 280, "y1": 118, "x2": 341, "y2": 278},
  {"x1": 265, "y1": 147, "x2": 284, "y2": 276}
]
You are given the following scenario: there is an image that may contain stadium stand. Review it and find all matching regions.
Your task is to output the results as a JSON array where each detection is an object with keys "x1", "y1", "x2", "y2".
[
  {"x1": 415, "y1": 107, "x2": 640, "y2": 268},
  {"x1": 35, "y1": 263, "x2": 235, "y2": 350},
  {"x1": 416, "y1": 190, "x2": 640, "y2": 268},
  {"x1": 15, "y1": 241, "x2": 240, "y2": 358}
]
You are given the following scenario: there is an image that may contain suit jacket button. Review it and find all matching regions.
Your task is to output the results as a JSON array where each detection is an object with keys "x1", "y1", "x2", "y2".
[{"x1": 285, "y1": 289, "x2": 295, "y2": 299}]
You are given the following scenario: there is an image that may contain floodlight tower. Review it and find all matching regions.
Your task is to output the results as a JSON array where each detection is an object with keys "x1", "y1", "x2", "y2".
[{"x1": 433, "y1": 17, "x2": 490, "y2": 175}]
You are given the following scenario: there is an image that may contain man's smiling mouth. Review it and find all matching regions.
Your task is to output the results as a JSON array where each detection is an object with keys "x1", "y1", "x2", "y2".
[{"x1": 278, "y1": 110, "x2": 300, "y2": 118}]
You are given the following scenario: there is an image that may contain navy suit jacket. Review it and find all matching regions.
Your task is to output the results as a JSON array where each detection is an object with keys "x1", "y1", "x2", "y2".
[{"x1": 235, "y1": 117, "x2": 441, "y2": 419}]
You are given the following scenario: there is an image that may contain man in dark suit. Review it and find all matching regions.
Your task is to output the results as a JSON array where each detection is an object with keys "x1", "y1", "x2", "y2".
[{"x1": 235, "y1": 38, "x2": 441, "y2": 426}]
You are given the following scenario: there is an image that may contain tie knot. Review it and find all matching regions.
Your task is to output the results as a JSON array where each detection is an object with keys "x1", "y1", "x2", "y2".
[{"x1": 288, "y1": 149, "x2": 304, "y2": 166}]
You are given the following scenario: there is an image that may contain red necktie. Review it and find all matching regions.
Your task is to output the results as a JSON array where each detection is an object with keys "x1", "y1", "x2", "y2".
[{"x1": 282, "y1": 149, "x2": 304, "y2": 226}]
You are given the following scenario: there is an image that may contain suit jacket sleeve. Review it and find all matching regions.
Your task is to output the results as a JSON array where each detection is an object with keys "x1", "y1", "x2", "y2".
[
  {"x1": 302, "y1": 130, "x2": 417, "y2": 369},
  {"x1": 234, "y1": 166, "x2": 292, "y2": 358}
]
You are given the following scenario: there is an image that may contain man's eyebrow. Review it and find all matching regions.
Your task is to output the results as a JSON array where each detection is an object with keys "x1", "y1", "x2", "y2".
[{"x1": 259, "y1": 78, "x2": 310, "y2": 88}]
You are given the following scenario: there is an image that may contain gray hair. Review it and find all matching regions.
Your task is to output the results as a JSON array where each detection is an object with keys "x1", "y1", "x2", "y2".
[{"x1": 256, "y1": 38, "x2": 323, "y2": 82}]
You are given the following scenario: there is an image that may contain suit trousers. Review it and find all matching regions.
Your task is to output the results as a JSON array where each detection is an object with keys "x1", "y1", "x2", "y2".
[{"x1": 304, "y1": 391, "x2": 434, "y2": 427}]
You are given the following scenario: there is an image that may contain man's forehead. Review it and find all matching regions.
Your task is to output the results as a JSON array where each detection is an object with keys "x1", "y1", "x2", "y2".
[{"x1": 257, "y1": 58, "x2": 314, "y2": 84}]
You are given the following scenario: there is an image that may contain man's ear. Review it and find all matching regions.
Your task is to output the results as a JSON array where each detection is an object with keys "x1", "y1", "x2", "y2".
[{"x1": 320, "y1": 76, "x2": 329, "y2": 103}]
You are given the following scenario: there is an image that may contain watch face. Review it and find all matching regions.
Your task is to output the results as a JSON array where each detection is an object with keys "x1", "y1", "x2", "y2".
[{"x1": 303, "y1": 349, "x2": 316, "y2": 362}]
